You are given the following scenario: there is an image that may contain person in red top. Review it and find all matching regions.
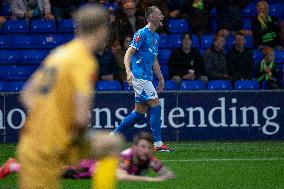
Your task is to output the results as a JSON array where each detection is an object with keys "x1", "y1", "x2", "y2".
[{"x1": 1, "y1": 132, "x2": 176, "y2": 182}]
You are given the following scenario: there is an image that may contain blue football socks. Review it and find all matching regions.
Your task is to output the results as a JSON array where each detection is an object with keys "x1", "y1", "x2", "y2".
[
  {"x1": 150, "y1": 105, "x2": 162, "y2": 142},
  {"x1": 113, "y1": 111, "x2": 145, "y2": 134}
]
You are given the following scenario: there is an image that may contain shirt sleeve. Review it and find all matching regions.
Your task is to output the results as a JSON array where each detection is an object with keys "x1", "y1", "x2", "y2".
[
  {"x1": 130, "y1": 31, "x2": 144, "y2": 50},
  {"x1": 149, "y1": 156, "x2": 163, "y2": 173}
]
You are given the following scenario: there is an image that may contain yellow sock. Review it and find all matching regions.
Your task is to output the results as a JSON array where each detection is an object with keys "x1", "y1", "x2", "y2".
[{"x1": 93, "y1": 157, "x2": 118, "y2": 189}]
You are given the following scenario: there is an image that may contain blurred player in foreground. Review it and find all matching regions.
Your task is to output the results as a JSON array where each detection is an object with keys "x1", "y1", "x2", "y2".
[
  {"x1": 16, "y1": 4, "x2": 123, "y2": 189},
  {"x1": 111, "y1": 6, "x2": 175, "y2": 152},
  {"x1": 1, "y1": 132, "x2": 175, "y2": 182}
]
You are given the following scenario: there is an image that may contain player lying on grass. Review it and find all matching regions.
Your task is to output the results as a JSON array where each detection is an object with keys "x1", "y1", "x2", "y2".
[{"x1": 0, "y1": 132, "x2": 175, "y2": 182}]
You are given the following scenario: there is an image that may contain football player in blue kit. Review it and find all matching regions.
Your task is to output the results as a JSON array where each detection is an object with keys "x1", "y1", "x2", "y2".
[{"x1": 112, "y1": 6, "x2": 175, "y2": 152}]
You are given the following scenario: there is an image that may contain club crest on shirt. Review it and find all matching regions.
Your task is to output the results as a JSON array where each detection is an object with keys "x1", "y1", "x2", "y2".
[{"x1": 134, "y1": 35, "x2": 141, "y2": 42}]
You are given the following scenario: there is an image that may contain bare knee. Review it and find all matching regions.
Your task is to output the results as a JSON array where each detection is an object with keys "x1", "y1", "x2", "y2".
[
  {"x1": 147, "y1": 98, "x2": 160, "y2": 107},
  {"x1": 135, "y1": 103, "x2": 148, "y2": 113}
]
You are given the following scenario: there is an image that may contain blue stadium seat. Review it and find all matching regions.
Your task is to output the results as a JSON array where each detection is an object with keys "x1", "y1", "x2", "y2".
[
  {"x1": 96, "y1": 81, "x2": 122, "y2": 91},
  {"x1": 0, "y1": 65, "x2": 36, "y2": 80},
  {"x1": 31, "y1": 20, "x2": 57, "y2": 34},
  {"x1": 58, "y1": 19, "x2": 74, "y2": 33},
  {"x1": 168, "y1": 34, "x2": 182, "y2": 48},
  {"x1": 159, "y1": 34, "x2": 171, "y2": 49},
  {"x1": 167, "y1": 19, "x2": 189, "y2": 33},
  {"x1": 269, "y1": 3, "x2": 284, "y2": 17},
  {"x1": 211, "y1": 8, "x2": 217, "y2": 17},
  {"x1": 201, "y1": 35, "x2": 213, "y2": 50},
  {"x1": 4, "y1": 81, "x2": 25, "y2": 92},
  {"x1": 191, "y1": 34, "x2": 200, "y2": 49},
  {"x1": 20, "y1": 50, "x2": 49, "y2": 64},
  {"x1": 274, "y1": 50, "x2": 284, "y2": 63},
  {"x1": 0, "y1": 50, "x2": 19, "y2": 64},
  {"x1": 0, "y1": 35, "x2": 13, "y2": 49},
  {"x1": 235, "y1": 80, "x2": 259, "y2": 90},
  {"x1": 13, "y1": 35, "x2": 38, "y2": 49},
  {"x1": 2, "y1": 19, "x2": 29, "y2": 34},
  {"x1": 123, "y1": 82, "x2": 133, "y2": 91},
  {"x1": 158, "y1": 49, "x2": 171, "y2": 65},
  {"x1": 153, "y1": 80, "x2": 177, "y2": 90},
  {"x1": 245, "y1": 36, "x2": 253, "y2": 48},
  {"x1": 179, "y1": 80, "x2": 206, "y2": 90},
  {"x1": 0, "y1": 3, "x2": 12, "y2": 16},
  {"x1": 211, "y1": 18, "x2": 218, "y2": 33},
  {"x1": 207, "y1": 80, "x2": 232, "y2": 90},
  {"x1": 0, "y1": 81, "x2": 5, "y2": 91},
  {"x1": 253, "y1": 50, "x2": 263, "y2": 64},
  {"x1": 242, "y1": 3, "x2": 256, "y2": 17},
  {"x1": 38, "y1": 35, "x2": 64, "y2": 49},
  {"x1": 62, "y1": 34, "x2": 74, "y2": 43},
  {"x1": 242, "y1": 18, "x2": 252, "y2": 30},
  {"x1": 226, "y1": 35, "x2": 234, "y2": 49}
]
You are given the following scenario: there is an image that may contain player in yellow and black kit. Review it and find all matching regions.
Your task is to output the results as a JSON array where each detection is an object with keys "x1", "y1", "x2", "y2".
[{"x1": 17, "y1": 5, "x2": 123, "y2": 189}]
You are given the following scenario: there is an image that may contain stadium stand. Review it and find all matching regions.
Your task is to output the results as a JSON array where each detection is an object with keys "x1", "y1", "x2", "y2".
[
  {"x1": 0, "y1": 1, "x2": 283, "y2": 92},
  {"x1": 167, "y1": 19, "x2": 190, "y2": 33},
  {"x1": 31, "y1": 20, "x2": 57, "y2": 34},
  {"x1": 2, "y1": 20, "x2": 29, "y2": 34},
  {"x1": 179, "y1": 80, "x2": 206, "y2": 90},
  {"x1": 96, "y1": 81, "x2": 122, "y2": 91},
  {"x1": 207, "y1": 80, "x2": 232, "y2": 90},
  {"x1": 234, "y1": 80, "x2": 259, "y2": 90}
]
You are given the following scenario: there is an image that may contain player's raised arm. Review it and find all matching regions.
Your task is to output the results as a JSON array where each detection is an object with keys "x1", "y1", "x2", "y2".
[
  {"x1": 153, "y1": 57, "x2": 164, "y2": 93},
  {"x1": 124, "y1": 47, "x2": 136, "y2": 86}
]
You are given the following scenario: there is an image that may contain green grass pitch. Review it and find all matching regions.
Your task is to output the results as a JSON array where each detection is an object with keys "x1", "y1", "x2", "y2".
[{"x1": 1, "y1": 141, "x2": 284, "y2": 189}]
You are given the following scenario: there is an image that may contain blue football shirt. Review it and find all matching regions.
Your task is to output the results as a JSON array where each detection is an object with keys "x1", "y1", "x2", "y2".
[{"x1": 130, "y1": 26, "x2": 159, "y2": 81}]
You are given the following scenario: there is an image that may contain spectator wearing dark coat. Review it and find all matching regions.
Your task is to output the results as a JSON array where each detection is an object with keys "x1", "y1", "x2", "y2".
[
  {"x1": 251, "y1": 0, "x2": 282, "y2": 49},
  {"x1": 227, "y1": 32, "x2": 253, "y2": 81},
  {"x1": 215, "y1": 0, "x2": 250, "y2": 32},
  {"x1": 203, "y1": 34, "x2": 232, "y2": 80},
  {"x1": 169, "y1": 33, "x2": 208, "y2": 84}
]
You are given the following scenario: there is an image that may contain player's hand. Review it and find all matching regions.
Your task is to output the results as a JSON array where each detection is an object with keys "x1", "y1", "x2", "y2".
[
  {"x1": 157, "y1": 79, "x2": 164, "y2": 93},
  {"x1": 126, "y1": 71, "x2": 134, "y2": 86}
]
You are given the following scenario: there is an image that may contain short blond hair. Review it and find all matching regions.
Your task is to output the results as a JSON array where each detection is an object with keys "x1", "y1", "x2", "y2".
[{"x1": 73, "y1": 5, "x2": 109, "y2": 35}]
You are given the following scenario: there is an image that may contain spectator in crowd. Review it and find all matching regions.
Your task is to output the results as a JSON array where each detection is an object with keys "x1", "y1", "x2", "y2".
[
  {"x1": 168, "y1": 32, "x2": 208, "y2": 84},
  {"x1": 227, "y1": 32, "x2": 253, "y2": 81},
  {"x1": 184, "y1": 0, "x2": 214, "y2": 37},
  {"x1": 49, "y1": 0, "x2": 81, "y2": 20},
  {"x1": 215, "y1": 0, "x2": 250, "y2": 34},
  {"x1": 164, "y1": 0, "x2": 185, "y2": 19},
  {"x1": 116, "y1": 0, "x2": 146, "y2": 44},
  {"x1": 96, "y1": 43, "x2": 116, "y2": 81},
  {"x1": 0, "y1": 0, "x2": 8, "y2": 26},
  {"x1": 257, "y1": 46, "x2": 280, "y2": 89},
  {"x1": 251, "y1": 0, "x2": 282, "y2": 49},
  {"x1": 203, "y1": 34, "x2": 232, "y2": 80},
  {"x1": 113, "y1": 35, "x2": 132, "y2": 82},
  {"x1": 10, "y1": 0, "x2": 54, "y2": 20}
]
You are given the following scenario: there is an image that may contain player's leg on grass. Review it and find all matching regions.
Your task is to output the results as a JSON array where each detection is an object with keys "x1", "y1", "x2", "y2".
[
  {"x1": 112, "y1": 103, "x2": 146, "y2": 134},
  {"x1": 91, "y1": 131, "x2": 124, "y2": 189},
  {"x1": 147, "y1": 99, "x2": 175, "y2": 152},
  {"x1": 0, "y1": 158, "x2": 19, "y2": 179}
]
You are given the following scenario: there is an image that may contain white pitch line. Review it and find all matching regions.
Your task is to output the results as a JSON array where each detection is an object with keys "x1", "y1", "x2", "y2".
[{"x1": 162, "y1": 158, "x2": 284, "y2": 162}]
